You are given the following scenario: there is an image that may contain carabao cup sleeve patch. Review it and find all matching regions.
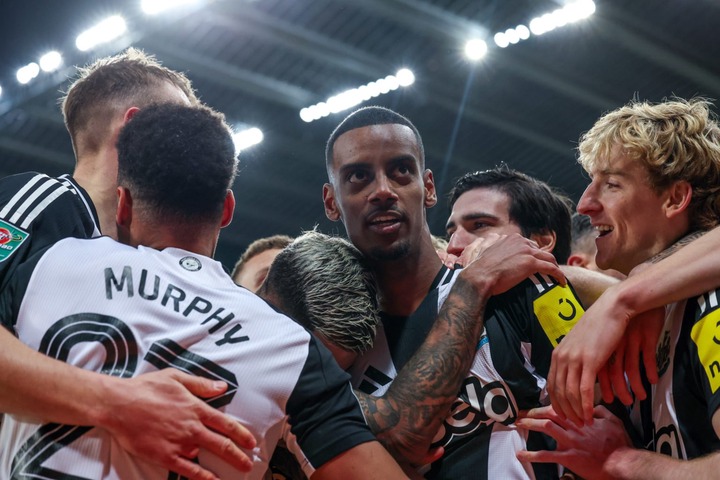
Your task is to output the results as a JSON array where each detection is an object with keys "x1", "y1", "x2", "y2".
[
  {"x1": 533, "y1": 284, "x2": 585, "y2": 347},
  {"x1": 691, "y1": 309, "x2": 720, "y2": 394},
  {"x1": 0, "y1": 219, "x2": 29, "y2": 263}
]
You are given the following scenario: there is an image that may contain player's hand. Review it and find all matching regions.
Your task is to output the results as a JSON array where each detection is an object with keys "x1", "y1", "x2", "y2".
[
  {"x1": 597, "y1": 308, "x2": 663, "y2": 405},
  {"x1": 548, "y1": 285, "x2": 631, "y2": 426},
  {"x1": 516, "y1": 405, "x2": 632, "y2": 480},
  {"x1": 100, "y1": 369, "x2": 256, "y2": 480},
  {"x1": 459, "y1": 233, "x2": 565, "y2": 297}
]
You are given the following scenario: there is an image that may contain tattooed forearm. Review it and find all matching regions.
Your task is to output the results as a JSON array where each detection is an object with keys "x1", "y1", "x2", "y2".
[
  {"x1": 646, "y1": 230, "x2": 706, "y2": 264},
  {"x1": 356, "y1": 276, "x2": 489, "y2": 466}
]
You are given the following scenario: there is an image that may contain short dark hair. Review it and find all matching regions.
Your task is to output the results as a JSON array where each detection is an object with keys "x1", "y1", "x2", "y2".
[
  {"x1": 448, "y1": 166, "x2": 573, "y2": 263},
  {"x1": 117, "y1": 103, "x2": 237, "y2": 224},
  {"x1": 570, "y1": 213, "x2": 595, "y2": 256},
  {"x1": 231, "y1": 234, "x2": 294, "y2": 281},
  {"x1": 325, "y1": 106, "x2": 425, "y2": 174},
  {"x1": 264, "y1": 231, "x2": 379, "y2": 354}
]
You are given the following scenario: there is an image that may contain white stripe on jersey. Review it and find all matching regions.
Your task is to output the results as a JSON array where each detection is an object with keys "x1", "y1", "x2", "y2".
[
  {"x1": 529, "y1": 273, "x2": 556, "y2": 294},
  {"x1": 0, "y1": 174, "x2": 68, "y2": 229}
]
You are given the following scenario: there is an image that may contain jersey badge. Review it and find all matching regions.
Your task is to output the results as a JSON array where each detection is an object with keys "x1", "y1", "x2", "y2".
[
  {"x1": 0, "y1": 219, "x2": 29, "y2": 263},
  {"x1": 179, "y1": 256, "x2": 202, "y2": 271},
  {"x1": 690, "y1": 307, "x2": 720, "y2": 393}
]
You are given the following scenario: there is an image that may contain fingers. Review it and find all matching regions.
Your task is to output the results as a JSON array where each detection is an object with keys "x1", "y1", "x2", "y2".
[
  {"x1": 578, "y1": 367, "x2": 596, "y2": 425},
  {"x1": 419, "y1": 446, "x2": 444, "y2": 465},
  {"x1": 624, "y1": 335, "x2": 646, "y2": 402},
  {"x1": 516, "y1": 449, "x2": 563, "y2": 464},
  {"x1": 608, "y1": 344, "x2": 633, "y2": 406},
  {"x1": 597, "y1": 365, "x2": 614, "y2": 404},
  {"x1": 196, "y1": 407, "x2": 256, "y2": 471},
  {"x1": 168, "y1": 457, "x2": 220, "y2": 480},
  {"x1": 167, "y1": 369, "x2": 229, "y2": 398}
]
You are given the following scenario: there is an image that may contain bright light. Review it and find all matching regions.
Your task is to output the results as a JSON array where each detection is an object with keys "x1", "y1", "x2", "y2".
[
  {"x1": 39, "y1": 51, "x2": 63, "y2": 72},
  {"x1": 141, "y1": 0, "x2": 201, "y2": 15},
  {"x1": 233, "y1": 127, "x2": 263, "y2": 153},
  {"x1": 299, "y1": 69, "x2": 415, "y2": 123},
  {"x1": 17, "y1": 62, "x2": 40, "y2": 85},
  {"x1": 505, "y1": 28, "x2": 520, "y2": 44},
  {"x1": 516, "y1": 25, "x2": 530, "y2": 40},
  {"x1": 529, "y1": 0, "x2": 595, "y2": 36},
  {"x1": 76, "y1": 15, "x2": 127, "y2": 52},
  {"x1": 494, "y1": 32, "x2": 509, "y2": 48},
  {"x1": 0, "y1": 85, "x2": 3, "y2": 98},
  {"x1": 396, "y1": 68, "x2": 415, "y2": 86},
  {"x1": 464, "y1": 38, "x2": 488, "y2": 61}
]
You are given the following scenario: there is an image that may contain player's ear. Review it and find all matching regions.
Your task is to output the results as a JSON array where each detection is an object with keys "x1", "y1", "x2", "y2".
[
  {"x1": 116, "y1": 186, "x2": 132, "y2": 228},
  {"x1": 123, "y1": 107, "x2": 141, "y2": 124},
  {"x1": 323, "y1": 183, "x2": 341, "y2": 222},
  {"x1": 220, "y1": 190, "x2": 235, "y2": 228},
  {"x1": 664, "y1": 180, "x2": 692, "y2": 219},
  {"x1": 567, "y1": 253, "x2": 589, "y2": 268},
  {"x1": 423, "y1": 169, "x2": 437, "y2": 208},
  {"x1": 530, "y1": 229, "x2": 556, "y2": 254}
]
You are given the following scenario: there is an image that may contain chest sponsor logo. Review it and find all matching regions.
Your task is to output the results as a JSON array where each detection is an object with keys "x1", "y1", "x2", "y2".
[
  {"x1": 432, "y1": 377, "x2": 517, "y2": 447},
  {"x1": 651, "y1": 422, "x2": 684, "y2": 459},
  {"x1": 690, "y1": 308, "x2": 720, "y2": 393},
  {"x1": 534, "y1": 285, "x2": 584, "y2": 347},
  {"x1": 0, "y1": 220, "x2": 29, "y2": 263}
]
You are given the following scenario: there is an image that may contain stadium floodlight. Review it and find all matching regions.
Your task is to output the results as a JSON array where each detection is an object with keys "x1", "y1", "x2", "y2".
[
  {"x1": 39, "y1": 51, "x2": 63, "y2": 72},
  {"x1": 76, "y1": 15, "x2": 127, "y2": 52},
  {"x1": 464, "y1": 38, "x2": 488, "y2": 61},
  {"x1": 141, "y1": 0, "x2": 201, "y2": 15},
  {"x1": 299, "y1": 69, "x2": 415, "y2": 123},
  {"x1": 0, "y1": 85, "x2": 3, "y2": 98},
  {"x1": 17, "y1": 62, "x2": 40, "y2": 85},
  {"x1": 233, "y1": 127, "x2": 263, "y2": 153}
]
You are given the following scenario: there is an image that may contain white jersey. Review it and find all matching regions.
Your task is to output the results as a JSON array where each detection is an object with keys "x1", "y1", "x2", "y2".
[{"x1": 0, "y1": 236, "x2": 374, "y2": 480}]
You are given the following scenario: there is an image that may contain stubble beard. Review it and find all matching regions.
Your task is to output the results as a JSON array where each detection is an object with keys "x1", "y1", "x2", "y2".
[{"x1": 367, "y1": 238, "x2": 411, "y2": 262}]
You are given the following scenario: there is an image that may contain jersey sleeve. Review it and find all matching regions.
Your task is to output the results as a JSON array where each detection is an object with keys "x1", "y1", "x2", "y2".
[
  {"x1": 284, "y1": 335, "x2": 375, "y2": 476},
  {"x1": 0, "y1": 173, "x2": 97, "y2": 291}
]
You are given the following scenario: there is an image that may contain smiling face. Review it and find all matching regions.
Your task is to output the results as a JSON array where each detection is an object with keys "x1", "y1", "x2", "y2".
[
  {"x1": 323, "y1": 124, "x2": 437, "y2": 263},
  {"x1": 577, "y1": 146, "x2": 678, "y2": 274},
  {"x1": 445, "y1": 187, "x2": 523, "y2": 256}
]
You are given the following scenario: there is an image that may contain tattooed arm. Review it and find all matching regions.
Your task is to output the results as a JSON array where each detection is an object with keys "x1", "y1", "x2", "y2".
[{"x1": 355, "y1": 234, "x2": 564, "y2": 467}]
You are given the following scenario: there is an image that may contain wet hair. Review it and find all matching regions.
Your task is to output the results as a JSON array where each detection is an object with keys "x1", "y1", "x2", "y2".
[
  {"x1": 264, "y1": 231, "x2": 379, "y2": 354},
  {"x1": 116, "y1": 103, "x2": 237, "y2": 224},
  {"x1": 448, "y1": 166, "x2": 573, "y2": 263},
  {"x1": 325, "y1": 106, "x2": 425, "y2": 175},
  {"x1": 231, "y1": 234, "x2": 294, "y2": 281},
  {"x1": 578, "y1": 97, "x2": 720, "y2": 230},
  {"x1": 62, "y1": 48, "x2": 198, "y2": 157}
]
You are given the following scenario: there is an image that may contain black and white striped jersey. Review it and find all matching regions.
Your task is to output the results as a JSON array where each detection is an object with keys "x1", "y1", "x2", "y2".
[
  {"x1": 634, "y1": 287, "x2": 720, "y2": 459},
  {"x1": 350, "y1": 266, "x2": 585, "y2": 480},
  {"x1": 0, "y1": 172, "x2": 99, "y2": 290},
  {"x1": 0, "y1": 236, "x2": 374, "y2": 479}
]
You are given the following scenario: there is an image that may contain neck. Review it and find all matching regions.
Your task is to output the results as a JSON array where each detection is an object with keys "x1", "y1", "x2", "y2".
[
  {"x1": 73, "y1": 148, "x2": 119, "y2": 239},
  {"x1": 371, "y1": 235, "x2": 443, "y2": 316},
  {"x1": 125, "y1": 221, "x2": 220, "y2": 259}
]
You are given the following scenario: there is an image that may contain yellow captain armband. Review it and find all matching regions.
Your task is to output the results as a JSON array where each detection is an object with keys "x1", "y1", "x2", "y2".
[
  {"x1": 531, "y1": 275, "x2": 585, "y2": 347},
  {"x1": 691, "y1": 307, "x2": 720, "y2": 394}
]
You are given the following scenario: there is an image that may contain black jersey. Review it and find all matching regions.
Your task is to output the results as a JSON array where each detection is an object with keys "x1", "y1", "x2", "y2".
[
  {"x1": 0, "y1": 236, "x2": 374, "y2": 479},
  {"x1": 634, "y1": 287, "x2": 720, "y2": 459},
  {"x1": 0, "y1": 172, "x2": 99, "y2": 290},
  {"x1": 350, "y1": 266, "x2": 585, "y2": 479}
]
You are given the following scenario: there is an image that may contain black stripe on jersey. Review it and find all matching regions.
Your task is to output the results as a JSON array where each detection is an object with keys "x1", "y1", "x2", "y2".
[
  {"x1": 39, "y1": 313, "x2": 138, "y2": 378},
  {"x1": 0, "y1": 174, "x2": 69, "y2": 230},
  {"x1": 11, "y1": 423, "x2": 92, "y2": 479},
  {"x1": 144, "y1": 339, "x2": 238, "y2": 408}
]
